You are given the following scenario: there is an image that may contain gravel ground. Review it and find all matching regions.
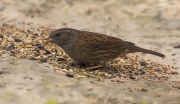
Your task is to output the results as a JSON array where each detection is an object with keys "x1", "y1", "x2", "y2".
[{"x1": 0, "y1": 0, "x2": 180, "y2": 104}]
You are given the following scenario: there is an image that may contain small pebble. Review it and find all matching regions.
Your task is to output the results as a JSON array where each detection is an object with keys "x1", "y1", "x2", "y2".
[
  {"x1": 129, "y1": 74, "x2": 135, "y2": 79},
  {"x1": 57, "y1": 58, "x2": 66, "y2": 61},
  {"x1": 141, "y1": 70, "x2": 146, "y2": 75},
  {"x1": 35, "y1": 44, "x2": 44, "y2": 49},
  {"x1": 14, "y1": 37, "x2": 22, "y2": 42},
  {"x1": 6, "y1": 43, "x2": 15, "y2": 50},
  {"x1": 174, "y1": 45, "x2": 180, "y2": 48},
  {"x1": 140, "y1": 88, "x2": 148, "y2": 92},
  {"x1": 140, "y1": 61, "x2": 148, "y2": 66},
  {"x1": 0, "y1": 34, "x2": 4, "y2": 38},
  {"x1": 66, "y1": 66, "x2": 72, "y2": 70},
  {"x1": 40, "y1": 58, "x2": 47, "y2": 63},
  {"x1": 66, "y1": 72, "x2": 74, "y2": 78}
]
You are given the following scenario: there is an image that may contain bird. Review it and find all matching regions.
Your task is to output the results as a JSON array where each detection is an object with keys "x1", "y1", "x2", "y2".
[{"x1": 49, "y1": 28, "x2": 165, "y2": 65}]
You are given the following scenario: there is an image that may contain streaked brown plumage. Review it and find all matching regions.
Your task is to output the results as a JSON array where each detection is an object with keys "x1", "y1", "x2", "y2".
[{"x1": 49, "y1": 28, "x2": 165, "y2": 64}]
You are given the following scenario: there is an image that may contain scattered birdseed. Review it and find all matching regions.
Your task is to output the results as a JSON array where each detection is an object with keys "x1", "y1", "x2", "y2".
[{"x1": 0, "y1": 23, "x2": 178, "y2": 81}]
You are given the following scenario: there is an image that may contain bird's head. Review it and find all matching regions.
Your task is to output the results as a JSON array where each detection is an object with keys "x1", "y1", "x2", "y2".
[{"x1": 49, "y1": 28, "x2": 78, "y2": 47}]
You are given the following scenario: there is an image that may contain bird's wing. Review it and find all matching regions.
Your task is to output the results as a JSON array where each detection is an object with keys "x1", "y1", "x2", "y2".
[{"x1": 76, "y1": 31, "x2": 134, "y2": 51}]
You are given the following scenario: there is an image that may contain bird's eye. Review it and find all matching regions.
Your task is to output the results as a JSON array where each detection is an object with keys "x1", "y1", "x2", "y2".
[{"x1": 55, "y1": 33, "x2": 60, "y2": 37}]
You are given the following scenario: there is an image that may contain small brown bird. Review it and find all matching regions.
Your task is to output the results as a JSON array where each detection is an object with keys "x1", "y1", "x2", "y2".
[{"x1": 49, "y1": 28, "x2": 165, "y2": 64}]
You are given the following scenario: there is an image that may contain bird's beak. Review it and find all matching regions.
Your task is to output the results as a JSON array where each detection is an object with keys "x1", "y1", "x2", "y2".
[
  {"x1": 44, "y1": 37, "x2": 53, "y2": 42},
  {"x1": 45, "y1": 31, "x2": 54, "y2": 42}
]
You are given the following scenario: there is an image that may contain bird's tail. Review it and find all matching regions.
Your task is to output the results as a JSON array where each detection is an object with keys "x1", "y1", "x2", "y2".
[{"x1": 131, "y1": 46, "x2": 165, "y2": 58}]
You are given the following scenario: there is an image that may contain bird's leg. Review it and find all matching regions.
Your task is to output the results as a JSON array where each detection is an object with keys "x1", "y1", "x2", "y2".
[
  {"x1": 77, "y1": 63, "x2": 103, "y2": 70},
  {"x1": 85, "y1": 65, "x2": 103, "y2": 70}
]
